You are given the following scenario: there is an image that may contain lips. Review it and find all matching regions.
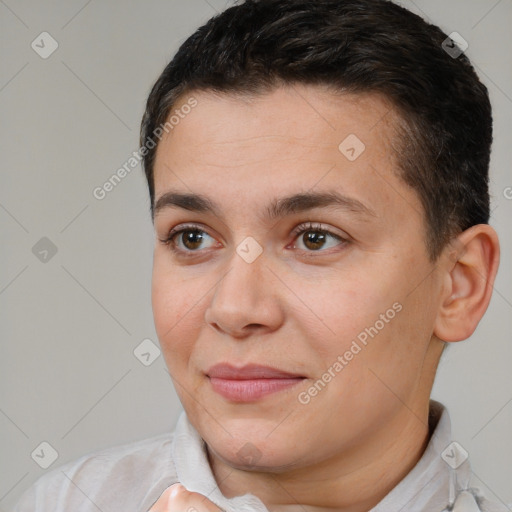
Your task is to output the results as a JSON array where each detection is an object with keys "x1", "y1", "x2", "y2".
[
  {"x1": 207, "y1": 363, "x2": 304, "y2": 380},
  {"x1": 206, "y1": 363, "x2": 305, "y2": 402}
]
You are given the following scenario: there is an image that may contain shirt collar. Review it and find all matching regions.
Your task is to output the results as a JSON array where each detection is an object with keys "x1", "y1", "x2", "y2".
[
  {"x1": 172, "y1": 411, "x2": 267, "y2": 512},
  {"x1": 171, "y1": 400, "x2": 478, "y2": 512}
]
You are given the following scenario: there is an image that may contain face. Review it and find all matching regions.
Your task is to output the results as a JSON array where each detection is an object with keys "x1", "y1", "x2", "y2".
[{"x1": 151, "y1": 85, "x2": 444, "y2": 472}]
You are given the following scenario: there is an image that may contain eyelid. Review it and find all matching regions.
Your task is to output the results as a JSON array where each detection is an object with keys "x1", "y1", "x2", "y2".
[
  {"x1": 159, "y1": 222, "x2": 220, "y2": 249},
  {"x1": 289, "y1": 221, "x2": 350, "y2": 242},
  {"x1": 164, "y1": 222, "x2": 211, "y2": 240}
]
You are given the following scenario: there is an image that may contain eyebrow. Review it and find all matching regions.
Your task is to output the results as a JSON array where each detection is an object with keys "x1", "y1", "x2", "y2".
[{"x1": 153, "y1": 190, "x2": 377, "y2": 221}]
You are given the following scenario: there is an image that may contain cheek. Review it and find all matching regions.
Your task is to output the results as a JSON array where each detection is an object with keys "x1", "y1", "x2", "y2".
[
  {"x1": 151, "y1": 263, "x2": 176, "y2": 338},
  {"x1": 300, "y1": 259, "x2": 424, "y2": 388},
  {"x1": 304, "y1": 267, "x2": 397, "y2": 347},
  {"x1": 151, "y1": 256, "x2": 204, "y2": 369}
]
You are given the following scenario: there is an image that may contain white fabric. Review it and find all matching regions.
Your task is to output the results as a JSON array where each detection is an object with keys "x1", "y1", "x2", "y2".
[{"x1": 14, "y1": 401, "x2": 510, "y2": 512}]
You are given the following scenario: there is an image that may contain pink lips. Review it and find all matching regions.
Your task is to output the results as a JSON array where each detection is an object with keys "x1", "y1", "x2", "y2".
[{"x1": 207, "y1": 363, "x2": 305, "y2": 402}]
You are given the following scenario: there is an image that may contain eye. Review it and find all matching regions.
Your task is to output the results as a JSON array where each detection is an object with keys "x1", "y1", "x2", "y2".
[
  {"x1": 290, "y1": 222, "x2": 348, "y2": 252},
  {"x1": 160, "y1": 224, "x2": 219, "y2": 255},
  {"x1": 159, "y1": 221, "x2": 349, "y2": 258}
]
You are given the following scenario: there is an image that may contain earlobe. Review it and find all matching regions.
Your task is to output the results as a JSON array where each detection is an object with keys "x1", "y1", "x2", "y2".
[{"x1": 433, "y1": 224, "x2": 500, "y2": 343}]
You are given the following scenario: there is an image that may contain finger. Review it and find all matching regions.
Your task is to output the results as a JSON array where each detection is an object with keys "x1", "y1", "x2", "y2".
[{"x1": 148, "y1": 483, "x2": 224, "y2": 512}]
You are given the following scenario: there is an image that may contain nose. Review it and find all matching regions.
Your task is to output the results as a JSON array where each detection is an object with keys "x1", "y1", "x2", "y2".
[{"x1": 204, "y1": 248, "x2": 284, "y2": 339}]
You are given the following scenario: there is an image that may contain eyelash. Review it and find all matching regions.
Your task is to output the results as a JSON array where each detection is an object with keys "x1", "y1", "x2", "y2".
[{"x1": 159, "y1": 222, "x2": 349, "y2": 258}]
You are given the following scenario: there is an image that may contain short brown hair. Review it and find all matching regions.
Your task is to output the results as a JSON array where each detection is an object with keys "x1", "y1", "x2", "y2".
[{"x1": 140, "y1": 0, "x2": 492, "y2": 260}]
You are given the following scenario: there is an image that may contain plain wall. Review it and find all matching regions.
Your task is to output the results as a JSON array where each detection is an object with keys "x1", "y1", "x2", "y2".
[{"x1": 1, "y1": 0, "x2": 511, "y2": 509}]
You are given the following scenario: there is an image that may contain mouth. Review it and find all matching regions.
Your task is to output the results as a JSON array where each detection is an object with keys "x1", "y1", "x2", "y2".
[{"x1": 206, "y1": 363, "x2": 306, "y2": 402}]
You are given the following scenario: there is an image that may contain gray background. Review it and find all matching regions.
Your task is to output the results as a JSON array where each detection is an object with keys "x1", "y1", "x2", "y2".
[{"x1": 1, "y1": 0, "x2": 511, "y2": 509}]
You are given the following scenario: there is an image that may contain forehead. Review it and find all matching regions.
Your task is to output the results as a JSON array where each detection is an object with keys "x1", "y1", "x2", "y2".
[
  {"x1": 156, "y1": 86, "x2": 397, "y2": 163},
  {"x1": 151, "y1": 85, "x2": 419, "y2": 225}
]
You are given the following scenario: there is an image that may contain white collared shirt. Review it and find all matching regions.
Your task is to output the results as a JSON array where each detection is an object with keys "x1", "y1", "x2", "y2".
[{"x1": 14, "y1": 401, "x2": 510, "y2": 511}]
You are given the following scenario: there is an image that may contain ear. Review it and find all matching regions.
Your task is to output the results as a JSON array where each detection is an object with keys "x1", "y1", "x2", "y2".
[{"x1": 433, "y1": 224, "x2": 500, "y2": 342}]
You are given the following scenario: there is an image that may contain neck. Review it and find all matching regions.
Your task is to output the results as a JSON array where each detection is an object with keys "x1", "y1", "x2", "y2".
[{"x1": 208, "y1": 405, "x2": 431, "y2": 512}]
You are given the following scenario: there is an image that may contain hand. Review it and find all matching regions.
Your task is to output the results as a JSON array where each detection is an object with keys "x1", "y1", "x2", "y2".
[{"x1": 149, "y1": 483, "x2": 225, "y2": 512}]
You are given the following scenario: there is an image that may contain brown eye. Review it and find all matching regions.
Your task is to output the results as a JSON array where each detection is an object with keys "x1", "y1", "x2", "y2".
[
  {"x1": 293, "y1": 226, "x2": 345, "y2": 252},
  {"x1": 180, "y1": 229, "x2": 205, "y2": 250},
  {"x1": 162, "y1": 226, "x2": 218, "y2": 254},
  {"x1": 289, "y1": 220, "x2": 350, "y2": 254},
  {"x1": 302, "y1": 231, "x2": 328, "y2": 250}
]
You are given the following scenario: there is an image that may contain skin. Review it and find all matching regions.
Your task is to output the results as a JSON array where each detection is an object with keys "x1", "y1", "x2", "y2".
[
  {"x1": 150, "y1": 484, "x2": 223, "y2": 512},
  {"x1": 149, "y1": 85, "x2": 500, "y2": 512}
]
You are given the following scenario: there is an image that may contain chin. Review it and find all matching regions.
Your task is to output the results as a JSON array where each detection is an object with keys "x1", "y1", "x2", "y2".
[
  {"x1": 203, "y1": 426, "x2": 307, "y2": 473},
  {"x1": 209, "y1": 442, "x2": 304, "y2": 473}
]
